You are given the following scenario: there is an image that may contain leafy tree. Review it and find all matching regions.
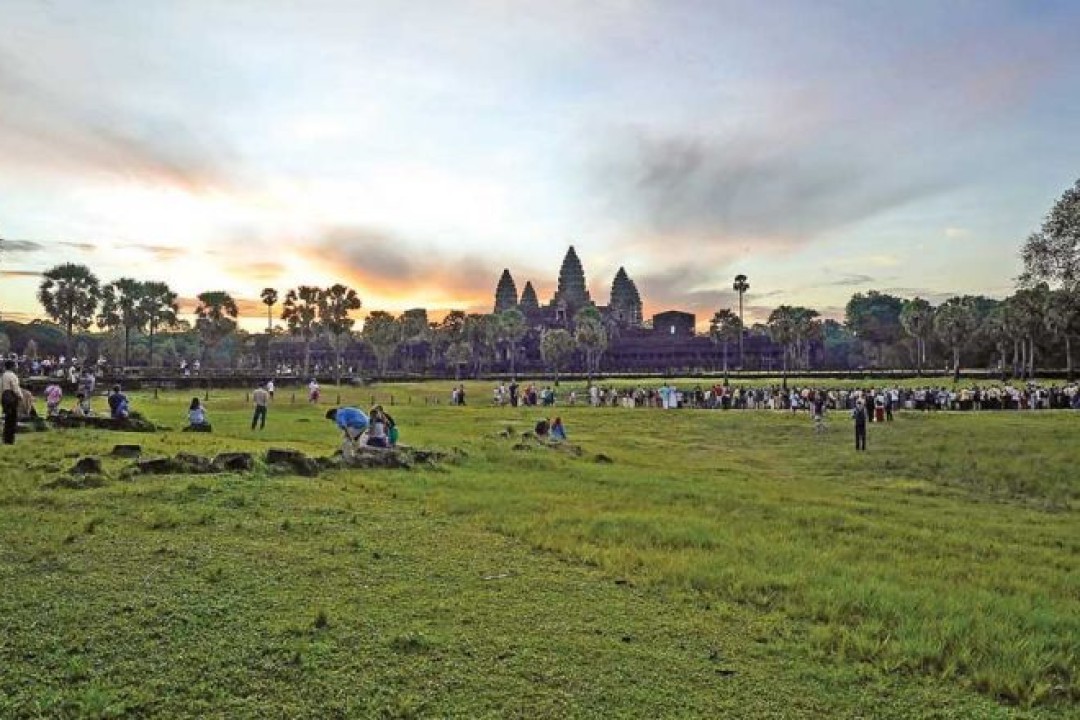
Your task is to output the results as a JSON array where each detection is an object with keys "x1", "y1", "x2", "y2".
[
  {"x1": 319, "y1": 284, "x2": 362, "y2": 384},
  {"x1": 397, "y1": 308, "x2": 431, "y2": 372},
  {"x1": 282, "y1": 286, "x2": 322, "y2": 377},
  {"x1": 708, "y1": 309, "x2": 741, "y2": 379},
  {"x1": 934, "y1": 297, "x2": 978, "y2": 383},
  {"x1": 1046, "y1": 286, "x2": 1080, "y2": 381},
  {"x1": 463, "y1": 313, "x2": 498, "y2": 377},
  {"x1": 260, "y1": 288, "x2": 279, "y2": 332},
  {"x1": 900, "y1": 298, "x2": 934, "y2": 375},
  {"x1": 139, "y1": 281, "x2": 179, "y2": 368},
  {"x1": 97, "y1": 278, "x2": 148, "y2": 367},
  {"x1": 767, "y1": 306, "x2": 799, "y2": 387},
  {"x1": 845, "y1": 291, "x2": 903, "y2": 366},
  {"x1": 194, "y1": 291, "x2": 239, "y2": 367},
  {"x1": 1021, "y1": 178, "x2": 1080, "y2": 287},
  {"x1": 37, "y1": 263, "x2": 101, "y2": 355},
  {"x1": 496, "y1": 308, "x2": 528, "y2": 376},
  {"x1": 540, "y1": 328, "x2": 575, "y2": 385},
  {"x1": 573, "y1": 306, "x2": 608, "y2": 380},
  {"x1": 362, "y1": 311, "x2": 400, "y2": 376},
  {"x1": 444, "y1": 340, "x2": 472, "y2": 381},
  {"x1": 1010, "y1": 284, "x2": 1050, "y2": 379}
]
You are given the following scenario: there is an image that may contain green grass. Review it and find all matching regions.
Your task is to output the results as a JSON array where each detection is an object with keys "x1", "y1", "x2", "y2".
[{"x1": 0, "y1": 380, "x2": 1076, "y2": 718}]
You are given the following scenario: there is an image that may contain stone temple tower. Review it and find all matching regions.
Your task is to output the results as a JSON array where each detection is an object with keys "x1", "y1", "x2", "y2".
[
  {"x1": 519, "y1": 281, "x2": 540, "y2": 312},
  {"x1": 552, "y1": 246, "x2": 591, "y2": 312},
  {"x1": 494, "y1": 269, "x2": 518, "y2": 313},
  {"x1": 609, "y1": 267, "x2": 643, "y2": 326}
]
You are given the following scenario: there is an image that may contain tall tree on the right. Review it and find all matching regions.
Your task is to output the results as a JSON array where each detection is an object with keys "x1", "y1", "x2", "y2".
[{"x1": 1021, "y1": 178, "x2": 1080, "y2": 287}]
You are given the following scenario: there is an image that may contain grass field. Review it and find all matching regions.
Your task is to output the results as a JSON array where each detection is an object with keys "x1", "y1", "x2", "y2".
[{"x1": 0, "y1": 380, "x2": 1076, "y2": 718}]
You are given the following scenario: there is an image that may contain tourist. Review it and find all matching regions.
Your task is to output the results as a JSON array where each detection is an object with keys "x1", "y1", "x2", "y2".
[
  {"x1": 186, "y1": 397, "x2": 211, "y2": 431},
  {"x1": 1, "y1": 359, "x2": 21, "y2": 445},
  {"x1": 812, "y1": 392, "x2": 826, "y2": 435},
  {"x1": 509, "y1": 380, "x2": 519, "y2": 407},
  {"x1": 108, "y1": 385, "x2": 130, "y2": 420},
  {"x1": 266, "y1": 378, "x2": 275, "y2": 400},
  {"x1": 251, "y1": 383, "x2": 270, "y2": 430},
  {"x1": 308, "y1": 378, "x2": 320, "y2": 404},
  {"x1": 550, "y1": 416, "x2": 567, "y2": 441},
  {"x1": 367, "y1": 406, "x2": 389, "y2": 448},
  {"x1": 326, "y1": 406, "x2": 369, "y2": 456},
  {"x1": 44, "y1": 382, "x2": 63, "y2": 417},
  {"x1": 534, "y1": 418, "x2": 550, "y2": 437},
  {"x1": 72, "y1": 392, "x2": 92, "y2": 417},
  {"x1": 852, "y1": 398, "x2": 868, "y2": 451}
]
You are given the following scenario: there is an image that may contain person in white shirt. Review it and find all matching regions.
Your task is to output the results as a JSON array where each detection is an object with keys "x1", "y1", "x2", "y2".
[{"x1": 2, "y1": 360, "x2": 21, "y2": 445}]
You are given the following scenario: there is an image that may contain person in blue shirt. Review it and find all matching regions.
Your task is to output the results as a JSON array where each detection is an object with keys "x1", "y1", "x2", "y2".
[
  {"x1": 107, "y1": 385, "x2": 130, "y2": 420},
  {"x1": 326, "y1": 406, "x2": 369, "y2": 445},
  {"x1": 550, "y1": 416, "x2": 567, "y2": 441}
]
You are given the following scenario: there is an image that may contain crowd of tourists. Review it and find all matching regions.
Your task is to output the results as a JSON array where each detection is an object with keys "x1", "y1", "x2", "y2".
[{"x1": 489, "y1": 381, "x2": 1080, "y2": 412}]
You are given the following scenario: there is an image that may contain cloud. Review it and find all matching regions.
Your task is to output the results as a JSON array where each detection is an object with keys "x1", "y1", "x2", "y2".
[
  {"x1": 0, "y1": 55, "x2": 231, "y2": 190},
  {"x1": 826, "y1": 273, "x2": 877, "y2": 287},
  {"x1": 0, "y1": 269, "x2": 42, "y2": 278},
  {"x1": 944, "y1": 227, "x2": 971, "y2": 240},
  {"x1": 309, "y1": 227, "x2": 511, "y2": 309},
  {"x1": 0, "y1": 239, "x2": 43, "y2": 253},
  {"x1": 590, "y1": 126, "x2": 957, "y2": 251}
]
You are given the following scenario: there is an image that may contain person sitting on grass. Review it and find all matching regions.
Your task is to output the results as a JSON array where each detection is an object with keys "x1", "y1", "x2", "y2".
[
  {"x1": 72, "y1": 392, "x2": 93, "y2": 417},
  {"x1": 534, "y1": 418, "x2": 550, "y2": 438},
  {"x1": 550, "y1": 416, "x2": 567, "y2": 441},
  {"x1": 326, "y1": 406, "x2": 369, "y2": 458},
  {"x1": 44, "y1": 383, "x2": 63, "y2": 417},
  {"x1": 366, "y1": 406, "x2": 390, "y2": 448},
  {"x1": 107, "y1": 385, "x2": 130, "y2": 420},
  {"x1": 185, "y1": 397, "x2": 212, "y2": 432}
]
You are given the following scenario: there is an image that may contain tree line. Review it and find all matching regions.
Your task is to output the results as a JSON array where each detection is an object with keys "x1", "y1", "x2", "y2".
[{"x1": 4, "y1": 178, "x2": 1078, "y2": 380}]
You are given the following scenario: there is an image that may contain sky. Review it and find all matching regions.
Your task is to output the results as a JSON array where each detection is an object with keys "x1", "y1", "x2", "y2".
[{"x1": 1, "y1": 0, "x2": 1078, "y2": 329}]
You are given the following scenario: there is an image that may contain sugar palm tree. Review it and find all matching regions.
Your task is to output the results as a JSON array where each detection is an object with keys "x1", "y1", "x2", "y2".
[
  {"x1": 139, "y1": 281, "x2": 178, "y2": 368},
  {"x1": 281, "y1": 286, "x2": 322, "y2": 377},
  {"x1": 37, "y1": 263, "x2": 101, "y2": 356},
  {"x1": 732, "y1": 274, "x2": 750, "y2": 367},
  {"x1": 260, "y1": 287, "x2": 278, "y2": 333}
]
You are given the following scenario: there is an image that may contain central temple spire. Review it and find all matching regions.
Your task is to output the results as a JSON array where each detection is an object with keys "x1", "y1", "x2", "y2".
[{"x1": 553, "y1": 245, "x2": 590, "y2": 311}]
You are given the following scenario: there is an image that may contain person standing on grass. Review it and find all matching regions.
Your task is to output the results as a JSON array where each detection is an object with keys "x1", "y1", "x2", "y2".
[
  {"x1": 326, "y1": 407, "x2": 369, "y2": 457},
  {"x1": 266, "y1": 378, "x2": 275, "y2": 400},
  {"x1": 251, "y1": 383, "x2": 270, "y2": 430},
  {"x1": 852, "y1": 398, "x2": 868, "y2": 451},
  {"x1": 812, "y1": 392, "x2": 826, "y2": 435},
  {"x1": 1, "y1": 360, "x2": 21, "y2": 445},
  {"x1": 308, "y1": 378, "x2": 321, "y2": 404}
]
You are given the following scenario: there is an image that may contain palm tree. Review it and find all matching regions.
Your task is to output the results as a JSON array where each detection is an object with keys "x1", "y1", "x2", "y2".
[
  {"x1": 319, "y1": 284, "x2": 362, "y2": 385},
  {"x1": 362, "y1": 311, "x2": 401, "y2": 376},
  {"x1": 281, "y1": 286, "x2": 322, "y2": 377},
  {"x1": 540, "y1": 328, "x2": 576, "y2": 385},
  {"x1": 260, "y1": 288, "x2": 279, "y2": 333},
  {"x1": 194, "y1": 291, "x2": 240, "y2": 367},
  {"x1": 934, "y1": 297, "x2": 977, "y2": 383},
  {"x1": 497, "y1": 308, "x2": 528, "y2": 376},
  {"x1": 139, "y1": 281, "x2": 179, "y2": 368},
  {"x1": 96, "y1": 278, "x2": 147, "y2": 367},
  {"x1": 709, "y1": 309, "x2": 742, "y2": 380},
  {"x1": 37, "y1": 263, "x2": 101, "y2": 355},
  {"x1": 732, "y1": 274, "x2": 750, "y2": 368},
  {"x1": 900, "y1": 297, "x2": 934, "y2": 375},
  {"x1": 573, "y1": 306, "x2": 608, "y2": 380},
  {"x1": 767, "y1": 305, "x2": 798, "y2": 388}
]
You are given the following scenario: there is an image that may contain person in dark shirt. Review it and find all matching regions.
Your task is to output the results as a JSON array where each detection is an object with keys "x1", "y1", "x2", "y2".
[{"x1": 852, "y1": 399, "x2": 868, "y2": 451}]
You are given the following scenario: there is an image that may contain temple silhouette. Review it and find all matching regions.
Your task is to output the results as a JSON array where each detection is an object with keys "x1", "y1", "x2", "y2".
[{"x1": 267, "y1": 246, "x2": 788, "y2": 375}]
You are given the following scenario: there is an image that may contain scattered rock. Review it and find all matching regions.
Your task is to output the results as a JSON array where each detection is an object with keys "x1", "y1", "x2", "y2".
[
  {"x1": 69, "y1": 457, "x2": 102, "y2": 475},
  {"x1": 212, "y1": 452, "x2": 254, "y2": 472},
  {"x1": 43, "y1": 475, "x2": 106, "y2": 490},
  {"x1": 266, "y1": 448, "x2": 320, "y2": 477},
  {"x1": 511, "y1": 443, "x2": 533, "y2": 452},
  {"x1": 136, "y1": 457, "x2": 183, "y2": 475},
  {"x1": 49, "y1": 415, "x2": 158, "y2": 433},
  {"x1": 593, "y1": 453, "x2": 614, "y2": 464},
  {"x1": 111, "y1": 444, "x2": 142, "y2": 458},
  {"x1": 340, "y1": 446, "x2": 412, "y2": 469},
  {"x1": 551, "y1": 443, "x2": 583, "y2": 457},
  {"x1": 176, "y1": 453, "x2": 215, "y2": 474}
]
